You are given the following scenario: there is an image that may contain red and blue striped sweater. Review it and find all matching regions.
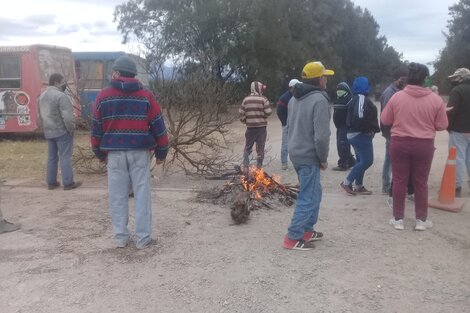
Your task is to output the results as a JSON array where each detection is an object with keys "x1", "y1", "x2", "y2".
[{"x1": 91, "y1": 77, "x2": 169, "y2": 161}]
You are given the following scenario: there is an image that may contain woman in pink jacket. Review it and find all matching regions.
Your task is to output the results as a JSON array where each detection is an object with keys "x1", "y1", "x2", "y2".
[{"x1": 381, "y1": 63, "x2": 448, "y2": 231}]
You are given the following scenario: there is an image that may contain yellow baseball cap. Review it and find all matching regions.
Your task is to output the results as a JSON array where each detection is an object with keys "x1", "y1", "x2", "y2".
[{"x1": 302, "y1": 61, "x2": 335, "y2": 79}]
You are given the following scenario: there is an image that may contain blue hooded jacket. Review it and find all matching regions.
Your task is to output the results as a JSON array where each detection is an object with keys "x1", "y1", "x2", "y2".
[{"x1": 346, "y1": 77, "x2": 380, "y2": 134}]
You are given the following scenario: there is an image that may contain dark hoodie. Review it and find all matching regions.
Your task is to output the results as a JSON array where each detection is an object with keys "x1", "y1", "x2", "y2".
[
  {"x1": 346, "y1": 77, "x2": 380, "y2": 134},
  {"x1": 287, "y1": 83, "x2": 331, "y2": 165},
  {"x1": 333, "y1": 82, "x2": 353, "y2": 128},
  {"x1": 91, "y1": 77, "x2": 169, "y2": 161}
]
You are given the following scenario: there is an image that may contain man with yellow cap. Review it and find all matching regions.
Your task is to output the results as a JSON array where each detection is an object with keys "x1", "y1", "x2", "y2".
[{"x1": 283, "y1": 61, "x2": 333, "y2": 250}]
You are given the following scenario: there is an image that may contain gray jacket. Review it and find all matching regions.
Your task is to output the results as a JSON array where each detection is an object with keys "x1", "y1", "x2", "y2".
[
  {"x1": 38, "y1": 86, "x2": 75, "y2": 139},
  {"x1": 287, "y1": 83, "x2": 331, "y2": 165}
]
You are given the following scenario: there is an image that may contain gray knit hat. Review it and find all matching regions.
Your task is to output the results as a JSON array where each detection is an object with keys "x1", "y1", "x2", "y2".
[{"x1": 112, "y1": 55, "x2": 137, "y2": 75}]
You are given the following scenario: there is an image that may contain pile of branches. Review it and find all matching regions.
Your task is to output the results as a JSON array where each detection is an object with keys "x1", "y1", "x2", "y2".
[
  {"x1": 197, "y1": 166, "x2": 299, "y2": 224},
  {"x1": 73, "y1": 145, "x2": 106, "y2": 174}
]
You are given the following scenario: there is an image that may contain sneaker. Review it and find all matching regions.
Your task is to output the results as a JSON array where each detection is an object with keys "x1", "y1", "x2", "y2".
[
  {"x1": 354, "y1": 186, "x2": 372, "y2": 195},
  {"x1": 282, "y1": 236, "x2": 315, "y2": 250},
  {"x1": 47, "y1": 182, "x2": 60, "y2": 190},
  {"x1": 407, "y1": 194, "x2": 415, "y2": 201},
  {"x1": 136, "y1": 239, "x2": 157, "y2": 249},
  {"x1": 332, "y1": 166, "x2": 348, "y2": 171},
  {"x1": 455, "y1": 187, "x2": 462, "y2": 198},
  {"x1": 281, "y1": 163, "x2": 288, "y2": 170},
  {"x1": 63, "y1": 181, "x2": 82, "y2": 190},
  {"x1": 386, "y1": 197, "x2": 393, "y2": 210},
  {"x1": 303, "y1": 231, "x2": 323, "y2": 242},
  {"x1": 340, "y1": 182, "x2": 356, "y2": 195},
  {"x1": 0, "y1": 219, "x2": 21, "y2": 234},
  {"x1": 116, "y1": 241, "x2": 129, "y2": 248},
  {"x1": 389, "y1": 218, "x2": 404, "y2": 230},
  {"x1": 415, "y1": 219, "x2": 433, "y2": 231}
]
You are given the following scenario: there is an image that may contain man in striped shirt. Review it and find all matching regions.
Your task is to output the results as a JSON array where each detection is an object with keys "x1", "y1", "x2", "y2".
[{"x1": 239, "y1": 81, "x2": 272, "y2": 170}]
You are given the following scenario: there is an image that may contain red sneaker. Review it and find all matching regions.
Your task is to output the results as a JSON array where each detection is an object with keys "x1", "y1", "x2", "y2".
[
  {"x1": 282, "y1": 235, "x2": 315, "y2": 251},
  {"x1": 303, "y1": 231, "x2": 324, "y2": 242}
]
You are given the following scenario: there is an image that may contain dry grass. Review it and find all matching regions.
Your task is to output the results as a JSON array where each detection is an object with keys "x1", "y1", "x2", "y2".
[{"x1": 0, "y1": 132, "x2": 91, "y2": 181}]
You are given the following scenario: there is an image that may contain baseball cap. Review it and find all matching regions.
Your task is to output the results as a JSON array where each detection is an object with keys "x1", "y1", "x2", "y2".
[
  {"x1": 301, "y1": 61, "x2": 334, "y2": 79},
  {"x1": 448, "y1": 68, "x2": 470, "y2": 81},
  {"x1": 288, "y1": 79, "x2": 301, "y2": 88}
]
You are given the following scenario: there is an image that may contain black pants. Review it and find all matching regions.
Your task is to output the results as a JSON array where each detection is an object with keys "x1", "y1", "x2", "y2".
[{"x1": 243, "y1": 127, "x2": 267, "y2": 167}]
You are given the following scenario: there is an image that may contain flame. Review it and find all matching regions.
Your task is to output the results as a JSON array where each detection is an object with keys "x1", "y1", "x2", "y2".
[{"x1": 240, "y1": 166, "x2": 279, "y2": 200}]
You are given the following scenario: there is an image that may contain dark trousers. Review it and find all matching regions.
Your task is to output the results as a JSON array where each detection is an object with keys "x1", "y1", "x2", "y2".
[
  {"x1": 390, "y1": 137, "x2": 434, "y2": 220},
  {"x1": 336, "y1": 126, "x2": 355, "y2": 168},
  {"x1": 243, "y1": 127, "x2": 267, "y2": 167}
]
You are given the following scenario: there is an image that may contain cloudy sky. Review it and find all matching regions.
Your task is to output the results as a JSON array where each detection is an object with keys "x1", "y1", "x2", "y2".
[{"x1": 0, "y1": 0, "x2": 460, "y2": 67}]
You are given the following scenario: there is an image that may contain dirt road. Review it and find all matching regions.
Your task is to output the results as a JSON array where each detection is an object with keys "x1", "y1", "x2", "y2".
[{"x1": 1, "y1": 113, "x2": 469, "y2": 313}]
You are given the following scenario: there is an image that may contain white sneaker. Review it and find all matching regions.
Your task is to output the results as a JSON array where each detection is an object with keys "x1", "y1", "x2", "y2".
[
  {"x1": 389, "y1": 218, "x2": 404, "y2": 230},
  {"x1": 386, "y1": 197, "x2": 393, "y2": 210},
  {"x1": 415, "y1": 219, "x2": 433, "y2": 231},
  {"x1": 407, "y1": 194, "x2": 415, "y2": 201}
]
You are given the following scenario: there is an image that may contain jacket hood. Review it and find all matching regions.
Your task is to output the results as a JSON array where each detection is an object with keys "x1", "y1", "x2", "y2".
[
  {"x1": 110, "y1": 77, "x2": 142, "y2": 92},
  {"x1": 403, "y1": 85, "x2": 432, "y2": 98},
  {"x1": 334, "y1": 82, "x2": 352, "y2": 105},
  {"x1": 250, "y1": 81, "x2": 266, "y2": 96},
  {"x1": 293, "y1": 83, "x2": 323, "y2": 99},
  {"x1": 353, "y1": 77, "x2": 370, "y2": 95}
]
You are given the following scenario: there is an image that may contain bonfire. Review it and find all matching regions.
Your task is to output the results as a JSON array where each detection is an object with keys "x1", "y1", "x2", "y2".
[{"x1": 197, "y1": 166, "x2": 299, "y2": 224}]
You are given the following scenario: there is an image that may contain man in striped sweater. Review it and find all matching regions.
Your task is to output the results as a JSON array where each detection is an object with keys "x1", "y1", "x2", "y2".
[
  {"x1": 91, "y1": 55, "x2": 169, "y2": 249},
  {"x1": 239, "y1": 81, "x2": 272, "y2": 170}
]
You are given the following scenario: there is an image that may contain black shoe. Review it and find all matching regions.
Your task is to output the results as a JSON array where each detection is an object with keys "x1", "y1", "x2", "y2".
[
  {"x1": 332, "y1": 166, "x2": 348, "y2": 171},
  {"x1": 47, "y1": 182, "x2": 60, "y2": 190},
  {"x1": 64, "y1": 181, "x2": 82, "y2": 190},
  {"x1": 455, "y1": 187, "x2": 462, "y2": 198}
]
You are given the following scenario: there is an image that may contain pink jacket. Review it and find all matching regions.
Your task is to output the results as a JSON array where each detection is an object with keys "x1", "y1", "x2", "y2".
[{"x1": 380, "y1": 85, "x2": 448, "y2": 139}]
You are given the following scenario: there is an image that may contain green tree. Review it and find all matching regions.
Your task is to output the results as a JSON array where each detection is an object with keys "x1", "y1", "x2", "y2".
[{"x1": 434, "y1": 0, "x2": 470, "y2": 93}]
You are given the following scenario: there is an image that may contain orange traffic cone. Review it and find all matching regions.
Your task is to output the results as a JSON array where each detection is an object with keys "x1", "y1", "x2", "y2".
[{"x1": 429, "y1": 146, "x2": 465, "y2": 212}]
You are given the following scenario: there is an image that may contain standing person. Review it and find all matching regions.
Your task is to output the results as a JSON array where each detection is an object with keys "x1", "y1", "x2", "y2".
[
  {"x1": 0, "y1": 208, "x2": 21, "y2": 234},
  {"x1": 91, "y1": 56, "x2": 169, "y2": 249},
  {"x1": 380, "y1": 69, "x2": 408, "y2": 194},
  {"x1": 38, "y1": 73, "x2": 81, "y2": 190},
  {"x1": 277, "y1": 78, "x2": 300, "y2": 170},
  {"x1": 283, "y1": 61, "x2": 333, "y2": 251},
  {"x1": 340, "y1": 77, "x2": 380, "y2": 195},
  {"x1": 332, "y1": 82, "x2": 356, "y2": 171},
  {"x1": 239, "y1": 81, "x2": 272, "y2": 170},
  {"x1": 447, "y1": 68, "x2": 470, "y2": 197},
  {"x1": 381, "y1": 63, "x2": 448, "y2": 231}
]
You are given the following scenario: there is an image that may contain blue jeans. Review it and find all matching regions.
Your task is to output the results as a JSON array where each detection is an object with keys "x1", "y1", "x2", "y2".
[
  {"x1": 347, "y1": 133, "x2": 374, "y2": 186},
  {"x1": 382, "y1": 137, "x2": 391, "y2": 193},
  {"x1": 287, "y1": 164, "x2": 322, "y2": 240},
  {"x1": 449, "y1": 132, "x2": 470, "y2": 188},
  {"x1": 46, "y1": 132, "x2": 74, "y2": 186},
  {"x1": 336, "y1": 126, "x2": 355, "y2": 168},
  {"x1": 281, "y1": 125, "x2": 288, "y2": 164},
  {"x1": 107, "y1": 150, "x2": 152, "y2": 247}
]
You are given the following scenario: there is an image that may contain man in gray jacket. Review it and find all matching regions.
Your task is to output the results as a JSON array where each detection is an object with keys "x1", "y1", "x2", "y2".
[
  {"x1": 282, "y1": 61, "x2": 333, "y2": 251},
  {"x1": 39, "y1": 73, "x2": 81, "y2": 190}
]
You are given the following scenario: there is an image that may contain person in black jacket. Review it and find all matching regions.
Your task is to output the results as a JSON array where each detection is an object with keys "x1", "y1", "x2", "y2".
[
  {"x1": 277, "y1": 79, "x2": 300, "y2": 170},
  {"x1": 340, "y1": 77, "x2": 380, "y2": 195},
  {"x1": 332, "y1": 82, "x2": 356, "y2": 171},
  {"x1": 447, "y1": 67, "x2": 470, "y2": 197}
]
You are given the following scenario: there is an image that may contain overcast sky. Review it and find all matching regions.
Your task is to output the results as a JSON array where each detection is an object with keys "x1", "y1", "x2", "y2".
[{"x1": 0, "y1": 0, "x2": 460, "y2": 67}]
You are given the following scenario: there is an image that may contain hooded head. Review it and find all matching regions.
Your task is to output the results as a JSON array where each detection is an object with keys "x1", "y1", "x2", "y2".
[
  {"x1": 352, "y1": 77, "x2": 370, "y2": 95},
  {"x1": 250, "y1": 81, "x2": 266, "y2": 95},
  {"x1": 335, "y1": 82, "x2": 352, "y2": 104}
]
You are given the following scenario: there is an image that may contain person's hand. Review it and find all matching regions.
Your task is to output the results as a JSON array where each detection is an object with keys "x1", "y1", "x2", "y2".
[
  {"x1": 320, "y1": 162, "x2": 328, "y2": 170},
  {"x1": 155, "y1": 159, "x2": 165, "y2": 165}
]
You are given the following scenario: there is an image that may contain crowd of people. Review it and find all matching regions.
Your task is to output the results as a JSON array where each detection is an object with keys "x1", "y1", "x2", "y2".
[
  {"x1": 2, "y1": 58, "x2": 469, "y2": 256},
  {"x1": 240, "y1": 61, "x2": 469, "y2": 250}
]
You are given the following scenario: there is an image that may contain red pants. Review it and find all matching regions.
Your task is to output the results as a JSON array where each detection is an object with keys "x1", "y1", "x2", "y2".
[{"x1": 390, "y1": 137, "x2": 434, "y2": 220}]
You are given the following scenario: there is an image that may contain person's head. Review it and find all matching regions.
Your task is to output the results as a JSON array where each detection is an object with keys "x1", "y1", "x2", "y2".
[
  {"x1": 448, "y1": 68, "x2": 470, "y2": 85},
  {"x1": 250, "y1": 81, "x2": 266, "y2": 95},
  {"x1": 352, "y1": 77, "x2": 370, "y2": 95},
  {"x1": 112, "y1": 55, "x2": 138, "y2": 79},
  {"x1": 288, "y1": 79, "x2": 301, "y2": 92},
  {"x1": 49, "y1": 73, "x2": 66, "y2": 91},
  {"x1": 335, "y1": 82, "x2": 352, "y2": 100},
  {"x1": 301, "y1": 61, "x2": 334, "y2": 90},
  {"x1": 407, "y1": 62, "x2": 429, "y2": 86},
  {"x1": 392, "y1": 68, "x2": 408, "y2": 89}
]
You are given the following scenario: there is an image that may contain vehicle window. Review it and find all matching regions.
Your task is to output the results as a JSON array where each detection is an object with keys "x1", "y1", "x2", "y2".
[{"x1": 0, "y1": 55, "x2": 21, "y2": 89}]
